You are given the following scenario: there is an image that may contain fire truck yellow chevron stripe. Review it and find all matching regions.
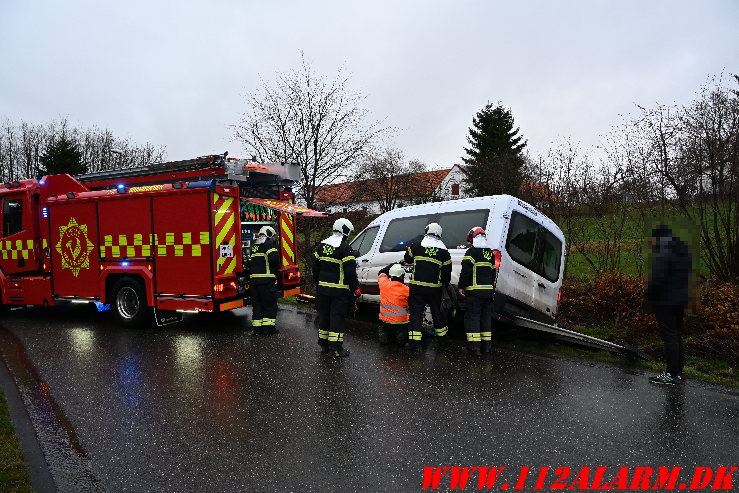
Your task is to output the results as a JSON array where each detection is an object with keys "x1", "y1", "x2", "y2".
[
  {"x1": 214, "y1": 193, "x2": 237, "y2": 275},
  {"x1": 279, "y1": 213, "x2": 295, "y2": 267}
]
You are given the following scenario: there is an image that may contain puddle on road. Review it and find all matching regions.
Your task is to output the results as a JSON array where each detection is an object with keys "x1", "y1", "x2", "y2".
[{"x1": 0, "y1": 325, "x2": 103, "y2": 493}]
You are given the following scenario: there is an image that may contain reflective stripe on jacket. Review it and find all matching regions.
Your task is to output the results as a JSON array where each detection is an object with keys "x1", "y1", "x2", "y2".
[
  {"x1": 378, "y1": 273, "x2": 410, "y2": 324},
  {"x1": 311, "y1": 240, "x2": 359, "y2": 296},
  {"x1": 250, "y1": 241, "x2": 279, "y2": 285},
  {"x1": 404, "y1": 244, "x2": 452, "y2": 289},
  {"x1": 459, "y1": 246, "x2": 496, "y2": 292}
]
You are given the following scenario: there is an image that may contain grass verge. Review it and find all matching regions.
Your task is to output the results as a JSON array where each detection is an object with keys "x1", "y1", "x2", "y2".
[
  {"x1": 0, "y1": 386, "x2": 33, "y2": 493},
  {"x1": 505, "y1": 328, "x2": 739, "y2": 390}
]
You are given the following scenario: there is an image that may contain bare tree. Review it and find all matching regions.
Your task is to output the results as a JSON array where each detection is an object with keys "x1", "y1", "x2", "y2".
[
  {"x1": 0, "y1": 117, "x2": 166, "y2": 181},
  {"x1": 232, "y1": 54, "x2": 390, "y2": 209},
  {"x1": 351, "y1": 148, "x2": 429, "y2": 213}
]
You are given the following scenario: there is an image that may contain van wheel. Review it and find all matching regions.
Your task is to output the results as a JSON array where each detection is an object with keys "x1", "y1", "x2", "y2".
[{"x1": 111, "y1": 277, "x2": 151, "y2": 326}]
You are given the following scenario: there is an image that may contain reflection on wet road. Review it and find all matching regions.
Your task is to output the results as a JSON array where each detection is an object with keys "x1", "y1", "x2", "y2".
[{"x1": 1, "y1": 304, "x2": 738, "y2": 492}]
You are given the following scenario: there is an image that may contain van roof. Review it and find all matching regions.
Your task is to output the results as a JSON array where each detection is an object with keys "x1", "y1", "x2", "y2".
[{"x1": 365, "y1": 194, "x2": 564, "y2": 239}]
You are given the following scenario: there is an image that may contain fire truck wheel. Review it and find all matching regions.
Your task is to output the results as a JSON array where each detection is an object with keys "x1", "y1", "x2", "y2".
[{"x1": 111, "y1": 277, "x2": 151, "y2": 326}]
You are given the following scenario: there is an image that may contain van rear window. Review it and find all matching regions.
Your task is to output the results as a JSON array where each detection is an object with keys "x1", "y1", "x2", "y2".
[
  {"x1": 380, "y1": 216, "x2": 430, "y2": 252},
  {"x1": 539, "y1": 229, "x2": 562, "y2": 282},
  {"x1": 506, "y1": 212, "x2": 538, "y2": 267},
  {"x1": 506, "y1": 211, "x2": 563, "y2": 281},
  {"x1": 437, "y1": 209, "x2": 489, "y2": 249}
]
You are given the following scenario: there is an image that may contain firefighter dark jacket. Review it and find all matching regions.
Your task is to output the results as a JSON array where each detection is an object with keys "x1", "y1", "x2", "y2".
[
  {"x1": 459, "y1": 246, "x2": 496, "y2": 296},
  {"x1": 249, "y1": 239, "x2": 280, "y2": 285},
  {"x1": 312, "y1": 239, "x2": 359, "y2": 296},
  {"x1": 404, "y1": 242, "x2": 452, "y2": 289}
]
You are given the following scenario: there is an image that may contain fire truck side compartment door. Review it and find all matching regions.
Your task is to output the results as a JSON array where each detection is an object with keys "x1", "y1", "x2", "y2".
[
  {"x1": 153, "y1": 193, "x2": 212, "y2": 296},
  {"x1": 49, "y1": 202, "x2": 100, "y2": 297}
]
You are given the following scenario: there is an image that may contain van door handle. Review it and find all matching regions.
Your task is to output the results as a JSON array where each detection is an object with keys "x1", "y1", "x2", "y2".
[
  {"x1": 361, "y1": 259, "x2": 369, "y2": 263},
  {"x1": 537, "y1": 282, "x2": 546, "y2": 288}
]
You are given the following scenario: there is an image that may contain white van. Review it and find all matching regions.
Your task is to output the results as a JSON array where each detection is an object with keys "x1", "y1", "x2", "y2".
[{"x1": 349, "y1": 195, "x2": 566, "y2": 324}]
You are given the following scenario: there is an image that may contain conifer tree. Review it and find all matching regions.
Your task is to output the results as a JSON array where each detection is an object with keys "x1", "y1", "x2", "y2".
[
  {"x1": 462, "y1": 103, "x2": 527, "y2": 197},
  {"x1": 39, "y1": 136, "x2": 86, "y2": 176}
]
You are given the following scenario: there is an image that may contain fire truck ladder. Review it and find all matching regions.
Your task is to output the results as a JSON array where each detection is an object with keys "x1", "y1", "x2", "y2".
[
  {"x1": 75, "y1": 154, "x2": 298, "y2": 189},
  {"x1": 512, "y1": 315, "x2": 652, "y2": 360}
]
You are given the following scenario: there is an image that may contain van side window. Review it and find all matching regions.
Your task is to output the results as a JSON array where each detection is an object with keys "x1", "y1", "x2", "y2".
[
  {"x1": 437, "y1": 209, "x2": 490, "y2": 249},
  {"x1": 350, "y1": 226, "x2": 379, "y2": 257},
  {"x1": 506, "y1": 211, "x2": 538, "y2": 267},
  {"x1": 2, "y1": 199, "x2": 23, "y2": 237},
  {"x1": 380, "y1": 216, "x2": 429, "y2": 252},
  {"x1": 538, "y1": 228, "x2": 562, "y2": 282}
]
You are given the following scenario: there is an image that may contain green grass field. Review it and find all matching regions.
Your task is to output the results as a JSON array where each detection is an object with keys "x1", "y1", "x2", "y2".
[{"x1": 0, "y1": 387, "x2": 33, "y2": 493}]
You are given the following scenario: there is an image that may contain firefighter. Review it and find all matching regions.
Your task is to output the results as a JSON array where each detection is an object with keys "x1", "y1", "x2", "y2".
[
  {"x1": 404, "y1": 222, "x2": 452, "y2": 350},
  {"x1": 377, "y1": 263, "x2": 410, "y2": 345},
  {"x1": 312, "y1": 218, "x2": 360, "y2": 357},
  {"x1": 459, "y1": 227, "x2": 496, "y2": 356},
  {"x1": 249, "y1": 226, "x2": 280, "y2": 335}
]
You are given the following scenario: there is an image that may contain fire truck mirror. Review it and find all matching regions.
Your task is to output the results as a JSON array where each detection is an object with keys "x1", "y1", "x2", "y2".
[{"x1": 219, "y1": 244, "x2": 234, "y2": 258}]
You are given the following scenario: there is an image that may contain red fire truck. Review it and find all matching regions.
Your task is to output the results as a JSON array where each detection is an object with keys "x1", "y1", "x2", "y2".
[{"x1": 0, "y1": 154, "x2": 323, "y2": 325}]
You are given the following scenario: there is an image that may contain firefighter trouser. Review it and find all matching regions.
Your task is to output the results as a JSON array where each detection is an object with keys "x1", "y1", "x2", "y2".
[
  {"x1": 378, "y1": 321, "x2": 409, "y2": 345},
  {"x1": 408, "y1": 287, "x2": 447, "y2": 344},
  {"x1": 317, "y1": 293, "x2": 350, "y2": 349},
  {"x1": 464, "y1": 293, "x2": 494, "y2": 352},
  {"x1": 250, "y1": 283, "x2": 278, "y2": 334}
]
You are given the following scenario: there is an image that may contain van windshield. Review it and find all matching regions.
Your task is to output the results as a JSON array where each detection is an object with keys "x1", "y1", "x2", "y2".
[
  {"x1": 437, "y1": 209, "x2": 489, "y2": 249},
  {"x1": 380, "y1": 216, "x2": 429, "y2": 252}
]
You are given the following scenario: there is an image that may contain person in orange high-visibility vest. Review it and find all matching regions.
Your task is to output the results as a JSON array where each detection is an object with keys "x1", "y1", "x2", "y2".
[{"x1": 377, "y1": 263, "x2": 410, "y2": 345}]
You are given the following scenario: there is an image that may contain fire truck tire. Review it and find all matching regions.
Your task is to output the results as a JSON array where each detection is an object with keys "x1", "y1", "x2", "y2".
[{"x1": 111, "y1": 277, "x2": 151, "y2": 326}]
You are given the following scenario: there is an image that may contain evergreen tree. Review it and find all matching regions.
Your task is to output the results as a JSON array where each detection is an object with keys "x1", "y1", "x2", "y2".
[
  {"x1": 462, "y1": 103, "x2": 527, "y2": 197},
  {"x1": 39, "y1": 136, "x2": 86, "y2": 177}
]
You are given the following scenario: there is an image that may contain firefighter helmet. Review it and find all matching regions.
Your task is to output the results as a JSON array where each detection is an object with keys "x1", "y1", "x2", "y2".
[
  {"x1": 389, "y1": 263, "x2": 405, "y2": 279},
  {"x1": 466, "y1": 227, "x2": 486, "y2": 243},
  {"x1": 424, "y1": 222, "x2": 442, "y2": 237},
  {"x1": 333, "y1": 218, "x2": 354, "y2": 236},
  {"x1": 258, "y1": 226, "x2": 276, "y2": 239}
]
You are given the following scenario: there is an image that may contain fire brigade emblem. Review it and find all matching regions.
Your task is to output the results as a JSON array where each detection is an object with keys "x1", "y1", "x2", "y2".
[
  {"x1": 483, "y1": 249, "x2": 492, "y2": 260},
  {"x1": 55, "y1": 217, "x2": 94, "y2": 277}
]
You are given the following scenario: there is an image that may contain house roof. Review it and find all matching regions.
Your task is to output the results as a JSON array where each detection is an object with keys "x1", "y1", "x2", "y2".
[
  {"x1": 519, "y1": 180, "x2": 561, "y2": 202},
  {"x1": 315, "y1": 168, "x2": 453, "y2": 205}
]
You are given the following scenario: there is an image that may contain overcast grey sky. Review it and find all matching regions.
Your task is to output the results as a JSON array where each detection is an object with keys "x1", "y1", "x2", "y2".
[{"x1": 1, "y1": 1, "x2": 737, "y2": 169}]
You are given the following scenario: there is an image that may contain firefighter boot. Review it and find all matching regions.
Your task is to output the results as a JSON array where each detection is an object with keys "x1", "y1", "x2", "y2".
[
  {"x1": 463, "y1": 342, "x2": 481, "y2": 356},
  {"x1": 317, "y1": 329, "x2": 330, "y2": 354},
  {"x1": 464, "y1": 332, "x2": 481, "y2": 356},
  {"x1": 329, "y1": 341, "x2": 350, "y2": 358},
  {"x1": 378, "y1": 324, "x2": 391, "y2": 345},
  {"x1": 481, "y1": 331, "x2": 492, "y2": 354}
]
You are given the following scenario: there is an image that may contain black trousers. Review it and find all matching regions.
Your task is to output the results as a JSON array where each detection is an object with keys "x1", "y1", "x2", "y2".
[
  {"x1": 250, "y1": 282, "x2": 278, "y2": 333},
  {"x1": 379, "y1": 321, "x2": 409, "y2": 344},
  {"x1": 653, "y1": 305, "x2": 685, "y2": 376},
  {"x1": 317, "y1": 293, "x2": 351, "y2": 348},
  {"x1": 408, "y1": 287, "x2": 446, "y2": 341}
]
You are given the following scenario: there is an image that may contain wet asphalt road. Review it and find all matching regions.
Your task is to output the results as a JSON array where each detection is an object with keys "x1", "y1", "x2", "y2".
[{"x1": 1, "y1": 303, "x2": 738, "y2": 493}]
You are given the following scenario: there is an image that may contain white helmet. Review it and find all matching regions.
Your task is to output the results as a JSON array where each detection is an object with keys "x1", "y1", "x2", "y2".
[
  {"x1": 333, "y1": 218, "x2": 354, "y2": 236},
  {"x1": 424, "y1": 222, "x2": 442, "y2": 237},
  {"x1": 258, "y1": 226, "x2": 276, "y2": 239},
  {"x1": 389, "y1": 263, "x2": 405, "y2": 278}
]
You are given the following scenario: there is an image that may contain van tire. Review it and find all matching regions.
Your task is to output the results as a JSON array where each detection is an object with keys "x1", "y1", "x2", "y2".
[{"x1": 111, "y1": 277, "x2": 151, "y2": 326}]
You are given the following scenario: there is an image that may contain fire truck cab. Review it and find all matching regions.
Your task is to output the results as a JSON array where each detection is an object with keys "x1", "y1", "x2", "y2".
[{"x1": 0, "y1": 154, "x2": 322, "y2": 325}]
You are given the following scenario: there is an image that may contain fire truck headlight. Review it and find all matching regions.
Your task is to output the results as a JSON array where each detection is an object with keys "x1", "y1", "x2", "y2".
[{"x1": 121, "y1": 261, "x2": 129, "y2": 267}]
